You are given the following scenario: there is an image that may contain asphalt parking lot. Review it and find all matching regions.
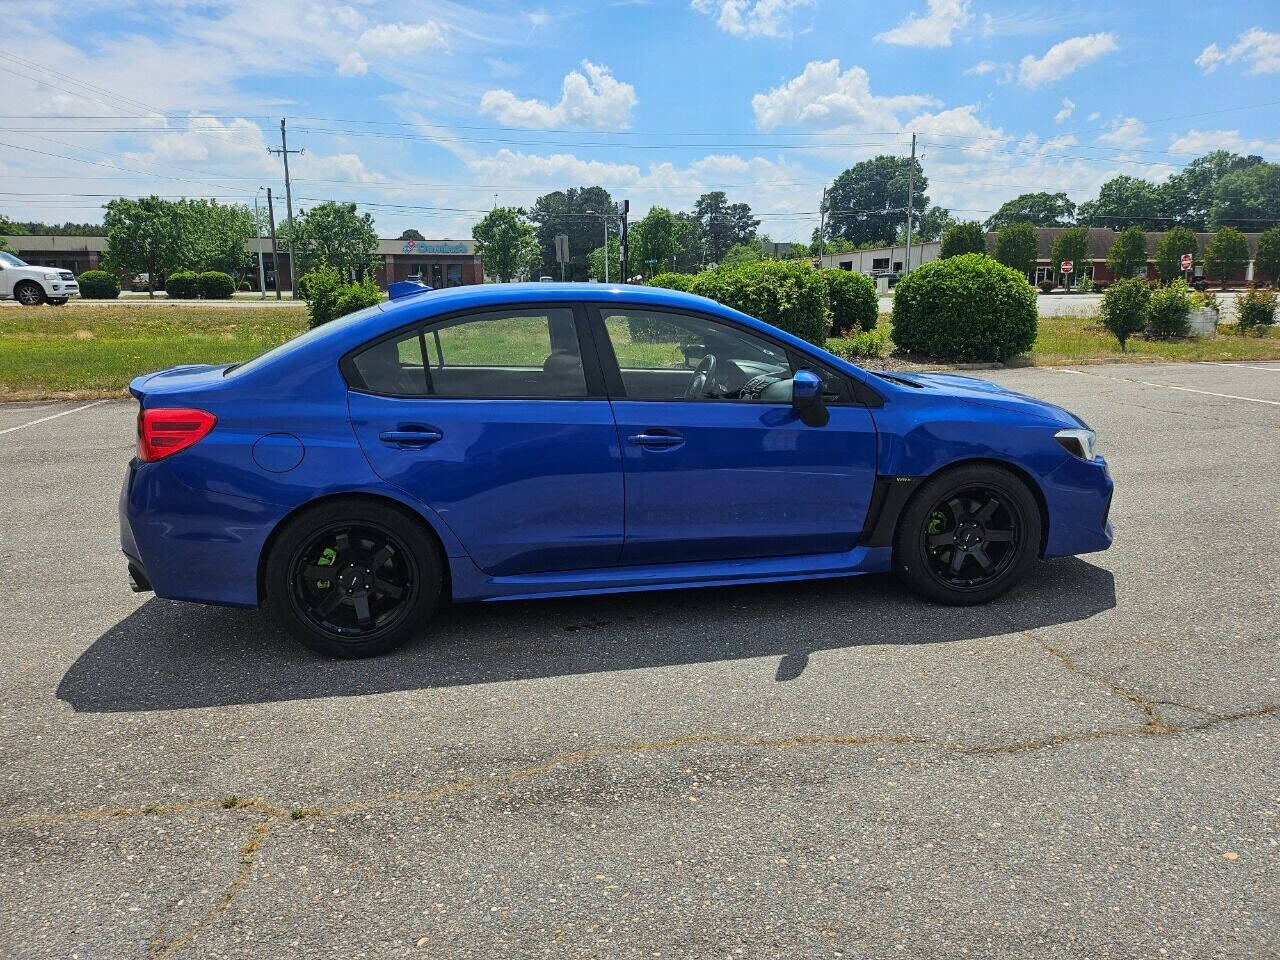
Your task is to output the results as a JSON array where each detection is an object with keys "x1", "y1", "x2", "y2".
[{"x1": 1, "y1": 362, "x2": 1277, "y2": 959}]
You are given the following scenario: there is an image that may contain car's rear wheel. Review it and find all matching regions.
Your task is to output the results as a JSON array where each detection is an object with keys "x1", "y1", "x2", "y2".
[
  {"x1": 265, "y1": 500, "x2": 442, "y2": 657},
  {"x1": 14, "y1": 281, "x2": 45, "y2": 306},
  {"x1": 893, "y1": 463, "x2": 1041, "y2": 605}
]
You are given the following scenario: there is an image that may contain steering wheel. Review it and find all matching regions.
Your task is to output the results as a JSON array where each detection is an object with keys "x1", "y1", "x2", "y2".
[{"x1": 685, "y1": 353, "x2": 717, "y2": 401}]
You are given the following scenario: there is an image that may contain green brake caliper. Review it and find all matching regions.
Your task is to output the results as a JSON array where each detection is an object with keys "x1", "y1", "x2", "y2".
[
  {"x1": 315, "y1": 546, "x2": 337, "y2": 589},
  {"x1": 926, "y1": 511, "x2": 946, "y2": 543}
]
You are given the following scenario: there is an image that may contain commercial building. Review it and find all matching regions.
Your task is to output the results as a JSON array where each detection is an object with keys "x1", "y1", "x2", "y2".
[
  {"x1": 816, "y1": 227, "x2": 1265, "y2": 287},
  {"x1": 3, "y1": 235, "x2": 483, "y2": 292}
]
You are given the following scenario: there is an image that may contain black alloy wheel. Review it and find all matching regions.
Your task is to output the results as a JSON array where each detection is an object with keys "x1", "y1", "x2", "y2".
[
  {"x1": 893, "y1": 464, "x2": 1041, "y2": 606},
  {"x1": 266, "y1": 501, "x2": 442, "y2": 657}
]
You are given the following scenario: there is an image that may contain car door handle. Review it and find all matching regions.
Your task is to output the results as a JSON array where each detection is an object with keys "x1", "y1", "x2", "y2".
[
  {"x1": 379, "y1": 428, "x2": 443, "y2": 447},
  {"x1": 627, "y1": 431, "x2": 685, "y2": 449}
]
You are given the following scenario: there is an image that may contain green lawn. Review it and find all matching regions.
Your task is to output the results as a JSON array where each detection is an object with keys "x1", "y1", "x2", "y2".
[
  {"x1": 0, "y1": 305, "x2": 307, "y2": 398},
  {"x1": 2, "y1": 304, "x2": 1277, "y2": 400}
]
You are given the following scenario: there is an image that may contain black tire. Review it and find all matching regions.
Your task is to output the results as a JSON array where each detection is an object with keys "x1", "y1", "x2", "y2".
[
  {"x1": 264, "y1": 499, "x2": 443, "y2": 657},
  {"x1": 893, "y1": 463, "x2": 1041, "y2": 606},
  {"x1": 14, "y1": 281, "x2": 45, "y2": 306}
]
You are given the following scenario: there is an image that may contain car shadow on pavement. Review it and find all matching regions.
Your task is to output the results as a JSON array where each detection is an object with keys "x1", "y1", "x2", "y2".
[{"x1": 59, "y1": 558, "x2": 1114, "y2": 713}]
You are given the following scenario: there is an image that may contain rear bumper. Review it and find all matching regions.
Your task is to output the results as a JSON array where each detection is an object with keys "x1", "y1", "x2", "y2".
[{"x1": 119, "y1": 459, "x2": 284, "y2": 607}]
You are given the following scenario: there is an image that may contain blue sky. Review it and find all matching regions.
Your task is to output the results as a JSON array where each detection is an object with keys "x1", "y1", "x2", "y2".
[{"x1": 3, "y1": 0, "x2": 1278, "y2": 240}]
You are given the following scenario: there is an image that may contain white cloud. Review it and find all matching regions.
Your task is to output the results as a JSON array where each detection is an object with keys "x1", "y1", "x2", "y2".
[
  {"x1": 967, "y1": 60, "x2": 997, "y2": 75},
  {"x1": 1054, "y1": 98, "x2": 1074, "y2": 123},
  {"x1": 1018, "y1": 33, "x2": 1118, "y2": 87},
  {"x1": 1168, "y1": 128, "x2": 1280, "y2": 156},
  {"x1": 1096, "y1": 116, "x2": 1149, "y2": 148},
  {"x1": 1196, "y1": 28, "x2": 1280, "y2": 75},
  {"x1": 876, "y1": 0, "x2": 971, "y2": 48},
  {"x1": 337, "y1": 52, "x2": 367, "y2": 77},
  {"x1": 981, "y1": 10, "x2": 1052, "y2": 37},
  {"x1": 480, "y1": 61, "x2": 637, "y2": 130},
  {"x1": 751, "y1": 59, "x2": 939, "y2": 132},
  {"x1": 1087, "y1": 111, "x2": 1101, "y2": 122},
  {"x1": 357, "y1": 20, "x2": 449, "y2": 55},
  {"x1": 689, "y1": 0, "x2": 814, "y2": 38}
]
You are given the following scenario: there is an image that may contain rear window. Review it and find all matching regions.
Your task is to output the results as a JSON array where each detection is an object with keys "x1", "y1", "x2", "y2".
[{"x1": 226, "y1": 303, "x2": 385, "y2": 377}]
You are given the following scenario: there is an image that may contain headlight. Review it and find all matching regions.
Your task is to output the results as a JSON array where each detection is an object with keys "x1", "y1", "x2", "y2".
[
  {"x1": 43, "y1": 273, "x2": 59, "y2": 280},
  {"x1": 1054, "y1": 427, "x2": 1097, "y2": 461}
]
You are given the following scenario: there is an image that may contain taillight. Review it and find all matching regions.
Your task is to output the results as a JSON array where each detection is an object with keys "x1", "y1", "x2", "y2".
[{"x1": 137, "y1": 407, "x2": 217, "y2": 462}]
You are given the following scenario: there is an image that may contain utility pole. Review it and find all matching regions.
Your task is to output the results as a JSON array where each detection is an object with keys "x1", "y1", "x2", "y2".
[
  {"x1": 603, "y1": 213, "x2": 610, "y2": 284},
  {"x1": 253, "y1": 187, "x2": 266, "y2": 300},
  {"x1": 904, "y1": 132, "x2": 916, "y2": 274},
  {"x1": 268, "y1": 117, "x2": 303, "y2": 296},
  {"x1": 819, "y1": 186, "x2": 828, "y2": 263},
  {"x1": 619, "y1": 199, "x2": 630, "y2": 283},
  {"x1": 266, "y1": 187, "x2": 281, "y2": 301}
]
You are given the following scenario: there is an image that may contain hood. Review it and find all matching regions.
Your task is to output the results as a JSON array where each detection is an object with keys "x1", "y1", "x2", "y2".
[{"x1": 885, "y1": 371, "x2": 1085, "y2": 428}]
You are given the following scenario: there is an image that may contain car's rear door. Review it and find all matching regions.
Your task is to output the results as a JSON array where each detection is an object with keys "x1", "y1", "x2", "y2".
[
  {"x1": 346, "y1": 303, "x2": 624, "y2": 576},
  {"x1": 588, "y1": 304, "x2": 878, "y2": 565}
]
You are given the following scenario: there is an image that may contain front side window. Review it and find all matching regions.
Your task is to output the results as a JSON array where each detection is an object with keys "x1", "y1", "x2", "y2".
[
  {"x1": 349, "y1": 307, "x2": 588, "y2": 399},
  {"x1": 599, "y1": 309, "x2": 794, "y2": 402}
]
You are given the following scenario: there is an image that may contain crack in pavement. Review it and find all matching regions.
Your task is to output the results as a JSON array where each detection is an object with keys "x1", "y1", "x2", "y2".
[{"x1": 4, "y1": 644, "x2": 1275, "y2": 958}]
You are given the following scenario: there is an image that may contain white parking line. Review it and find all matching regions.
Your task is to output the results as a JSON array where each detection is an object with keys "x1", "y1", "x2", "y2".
[
  {"x1": 1054, "y1": 368, "x2": 1280, "y2": 406},
  {"x1": 1195, "y1": 361, "x2": 1280, "y2": 373},
  {"x1": 0, "y1": 399, "x2": 113, "y2": 436}
]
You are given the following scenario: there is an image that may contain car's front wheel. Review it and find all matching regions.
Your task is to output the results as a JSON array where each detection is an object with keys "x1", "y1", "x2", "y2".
[
  {"x1": 14, "y1": 281, "x2": 45, "y2": 306},
  {"x1": 265, "y1": 500, "x2": 443, "y2": 657},
  {"x1": 893, "y1": 463, "x2": 1041, "y2": 605}
]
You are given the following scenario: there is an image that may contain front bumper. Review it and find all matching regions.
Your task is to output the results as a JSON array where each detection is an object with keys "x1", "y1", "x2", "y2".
[
  {"x1": 1042, "y1": 453, "x2": 1114, "y2": 557},
  {"x1": 119, "y1": 459, "x2": 284, "y2": 607}
]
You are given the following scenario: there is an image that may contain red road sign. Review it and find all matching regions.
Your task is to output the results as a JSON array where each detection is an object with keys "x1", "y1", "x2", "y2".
[
  {"x1": 1060, "y1": 260, "x2": 1073, "y2": 274},
  {"x1": 1181, "y1": 253, "x2": 1193, "y2": 271}
]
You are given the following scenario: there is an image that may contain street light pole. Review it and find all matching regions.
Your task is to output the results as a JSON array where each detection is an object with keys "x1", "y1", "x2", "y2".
[{"x1": 253, "y1": 187, "x2": 266, "y2": 300}]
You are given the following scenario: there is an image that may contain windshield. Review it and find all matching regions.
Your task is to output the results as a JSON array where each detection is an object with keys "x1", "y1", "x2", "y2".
[
  {"x1": 0, "y1": 252, "x2": 28, "y2": 267},
  {"x1": 226, "y1": 302, "x2": 387, "y2": 377}
]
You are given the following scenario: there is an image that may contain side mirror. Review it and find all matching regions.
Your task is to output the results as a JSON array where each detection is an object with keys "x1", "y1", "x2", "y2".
[{"x1": 792, "y1": 369, "x2": 829, "y2": 426}]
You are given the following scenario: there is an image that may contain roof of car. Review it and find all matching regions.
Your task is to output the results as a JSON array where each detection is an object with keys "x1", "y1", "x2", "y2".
[{"x1": 377, "y1": 281, "x2": 719, "y2": 318}]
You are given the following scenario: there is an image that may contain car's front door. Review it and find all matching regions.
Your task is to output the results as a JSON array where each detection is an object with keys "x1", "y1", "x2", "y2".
[
  {"x1": 346, "y1": 304, "x2": 623, "y2": 576},
  {"x1": 590, "y1": 305, "x2": 878, "y2": 565}
]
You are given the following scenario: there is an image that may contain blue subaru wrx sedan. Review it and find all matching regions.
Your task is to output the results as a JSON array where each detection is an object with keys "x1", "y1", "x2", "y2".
[{"x1": 120, "y1": 282, "x2": 1112, "y2": 657}]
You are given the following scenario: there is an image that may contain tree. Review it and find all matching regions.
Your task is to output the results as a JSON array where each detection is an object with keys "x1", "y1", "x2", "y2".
[
  {"x1": 1155, "y1": 226, "x2": 1199, "y2": 283},
  {"x1": 1051, "y1": 227, "x2": 1089, "y2": 288},
  {"x1": 286, "y1": 201, "x2": 378, "y2": 279},
  {"x1": 669, "y1": 211, "x2": 703, "y2": 273},
  {"x1": 181, "y1": 199, "x2": 255, "y2": 277},
  {"x1": 1107, "y1": 227, "x2": 1148, "y2": 281},
  {"x1": 1161, "y1": 150, "x2": 1263, "y2": 229},
  {"x1": 528, "y1": 186, "x2": 614, "y2": 281},
  {"x1": 906, "y1": 205, "x2": 956, "y2": 244},
  {"x1": 1078, "y1": 176, "x2": 1162, "y2": 229},
  {"x1": 1254, "y1": 226, "x2": 1280, "y2": 287},
  {"x1": 692, "y1": 191, "x2": 759, "y2": 265},
  {"x1": 1204, "y1": 227, "x2": 1250, "y2": 289},
  {"x1": 1209, "y1": 162, "x2": 1280, "y2": 232},
  {"x1": 993, "y1": 223, "x2": 1038, "y2": 277},
  {"x1": 1099, "y1": 277, "x2": 1152, "y2": 351},
  {"x1": 633, "y1": 206, "x2": 683, "y2": 276},
  {"x1": 472, "y1": 207, "x2": 541, "y2": 282},
  {"x1": 102, "y1": 196, "x2": 189, "y2": 297},
  {"x1": 399, "y1": 228, "x2": 425, "y2": 241},
  {"x1": 821, "y1": 156, "x2": 927, "y2": 248},
  {"x1": 985, "y1": 192, "x2": 1074, "y2": 230},
  {"x1": 720, "y1": 242, "x2": 763, "y2": 266},
  {"x1": 939, "y1": 221, "x2": 987, "y2": 259}
]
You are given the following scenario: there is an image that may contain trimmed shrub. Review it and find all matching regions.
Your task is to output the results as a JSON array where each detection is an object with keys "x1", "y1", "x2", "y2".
[
  {"x1": 1205, "y1": 227, "x2": 1250, "y2": 289},
  {"x1": 688, "y1": 259, "x2": 829, "y2": 346},
  {"x1": 197, "y1": 271, "x2": 235, "y2": 299},
  {"x1": 75, "y1": 269, "x2": 119, "y2": 299},
  {"x1": 939, "y1": 221, "x2": 987, "y2": 259},
  {"x1": 301, "y1": 267, "x2": 383, "y2": 328},
  {"x1": 238, "y1": 279, "x2": 252, "y2": 291},
  {"x1": 1155, "y1": 226, "x2": 1198, "y2": 283},
  {"x1": 1107, "y1": 227, "x2": 1148, "y2": 281},
  {"x1": 1255, "y1": 226, "x2": 1280, "y2": 287},
  {"x1": 826, "y1": 326, "x2": 889, "y2": 360},
  {"x1": 1146, "y1": 278, "x2": 1192, "y2": 340},
  {"x1": 1237, "y1": 287, "x2": 1278, "y2": 332},
  {"x1": 1099, "y1": 277, "x2": 1151, "y2": 351},
  {"x1": 1050, "y1": 227, "x2": 1089, "y2": 288},
  {"x1": 890, "y1": 253, "x2": 1037, "y2": 362},
  {"x1": 819, "y1": 268, "x2": 878, "y2": 335},
  {"x1": 648, "y1": 272, "x2": 691, "y2": 292},
  {"x1": 1037, "y1": 280, "x2": 1056, "y2": 294},
  {"x1": 165, "y1": 270, "x2": 200, "y2": 299}
]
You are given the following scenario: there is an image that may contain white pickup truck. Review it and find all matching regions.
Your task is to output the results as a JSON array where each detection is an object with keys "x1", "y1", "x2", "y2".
[{"x1": 0, "y1": 251, "x2": 78, "y2": 305}]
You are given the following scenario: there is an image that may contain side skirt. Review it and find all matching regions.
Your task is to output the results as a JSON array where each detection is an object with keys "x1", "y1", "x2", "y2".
[{"x1": 448, "y1": 545, "x2": 895, "y2": 603}]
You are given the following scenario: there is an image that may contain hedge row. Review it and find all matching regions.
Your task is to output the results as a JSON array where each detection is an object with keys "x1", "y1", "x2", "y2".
[
  {"x1": 75, "y1": 270, "x2": 120, "y2": 299},
  {"x1": 164, "y1": 270, "x2": 236, "y2": 299}
]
